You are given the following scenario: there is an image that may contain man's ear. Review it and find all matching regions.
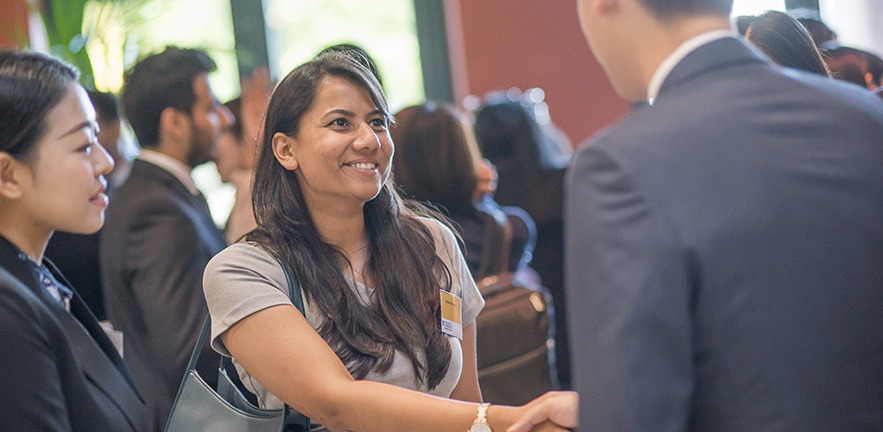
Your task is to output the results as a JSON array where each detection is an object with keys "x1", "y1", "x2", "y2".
[
  {"x1": 593, "y1": 0, "x2": 619, "y2": 15},
  {"x1": 159, "y1": 106, "x2": 189, "y2": 140},
  {"x1": 0, "y1": 153, "x2": 25, "y2": 200},
  {"x1": 864, "y1": 72, "x2": 879, "y2": 91},
  {"x1": 272, "y1": 132, "x2": 299, "y2": 171}
]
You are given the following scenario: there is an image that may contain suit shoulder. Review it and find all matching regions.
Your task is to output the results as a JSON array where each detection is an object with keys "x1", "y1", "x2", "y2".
[{"x1": 0, "y1": 271, "x2": 59, "y2": 340}]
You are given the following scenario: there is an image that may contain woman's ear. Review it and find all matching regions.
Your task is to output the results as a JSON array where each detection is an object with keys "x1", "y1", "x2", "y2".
[
  {"x1": 272, "y1": 132, "x2": 299, "y2": 171},
  {"x1": 0, "y1": 153, "x2": 25, "y2": 200}
]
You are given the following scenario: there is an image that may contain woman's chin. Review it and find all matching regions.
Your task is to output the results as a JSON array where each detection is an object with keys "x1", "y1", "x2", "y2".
[{"x1": 60, "y1": 217, "x2": 105, "y2": 236}]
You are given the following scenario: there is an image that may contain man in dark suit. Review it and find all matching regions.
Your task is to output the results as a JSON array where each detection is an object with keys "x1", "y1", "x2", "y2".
[
  {"x1": 100, "y1": 47, "x2": 230, "y2": 431},
  {"x1": 566, "y1": 0, "x2": 883, "y2": 431},
  {"x1": 0, "y1": 247, "x2": 146, "y2": 431}
]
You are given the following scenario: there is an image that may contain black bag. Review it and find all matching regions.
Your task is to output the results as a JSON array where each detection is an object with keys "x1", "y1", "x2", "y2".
[
  {"x1": 164, "y1": 260, "x2": 311, "y2": 432},
  {"x1": 474, "y1": 209, "x2": 556, "y2": 405}
]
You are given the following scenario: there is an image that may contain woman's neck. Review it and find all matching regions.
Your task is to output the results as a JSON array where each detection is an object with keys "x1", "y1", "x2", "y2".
[
  {"x1": 308, "y1": 203, "x2": 373, "y2": 286},
  {"x1": 309, "y1": 204, "x2": 368, "y2": 256},
  {"x1": 0, "y1": 212, "x2": 49, "y2": 262}
]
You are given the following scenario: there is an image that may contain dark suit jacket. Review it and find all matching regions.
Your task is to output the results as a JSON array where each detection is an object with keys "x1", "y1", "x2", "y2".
[
  {"x1": 45, "y1": 231, "x2": 105, "y2": 320},
  {"x1": 0, "y1": 238, "x2": 146, "y2": 431},
  {"x1": 100, "y1": 159, "x2": 226, "y2": 431},
  {"x1": 566, "y1": 37, "x2": 883, "y2": 431}
]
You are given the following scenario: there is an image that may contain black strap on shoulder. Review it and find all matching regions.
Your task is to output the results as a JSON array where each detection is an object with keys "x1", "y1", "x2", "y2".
[
  {"x1": 273, "y1": 258, "x2": 312, "y2": 432},
  {"x1": 278, "y1": 260, "x2": 305, "y2": 315}
]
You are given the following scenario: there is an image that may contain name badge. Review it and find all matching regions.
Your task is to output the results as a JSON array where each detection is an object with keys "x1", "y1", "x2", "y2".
[{"x1": 440, "y1": 290, "x2": 463, "y2": 340}]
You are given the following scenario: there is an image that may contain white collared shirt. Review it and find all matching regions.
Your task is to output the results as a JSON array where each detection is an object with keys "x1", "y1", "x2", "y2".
[
  {"x1": 647, "y1": 30, "x2": 736, "y2": 105},
  {"x1": 137, "y1": 149, "x2": 200, "y2": 195}
]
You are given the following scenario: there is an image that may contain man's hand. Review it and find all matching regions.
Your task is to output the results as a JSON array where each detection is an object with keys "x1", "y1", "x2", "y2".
[{"x1": 508, "y1": 391, "x2": 578, "y2": 432}]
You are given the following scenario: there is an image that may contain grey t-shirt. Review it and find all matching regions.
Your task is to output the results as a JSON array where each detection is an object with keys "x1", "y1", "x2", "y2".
[{"x1": 203, "y1": 218, "x2": 484, "y2": 409}]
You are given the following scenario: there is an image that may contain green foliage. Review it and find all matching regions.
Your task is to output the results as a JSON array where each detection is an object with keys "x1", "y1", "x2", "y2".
[{"x1": 43, "y1": 0, "x2": 95, "y2": 89}]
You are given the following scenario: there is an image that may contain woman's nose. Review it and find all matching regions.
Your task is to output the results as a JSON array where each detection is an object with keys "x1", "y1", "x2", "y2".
[
  {"x1": 92, "y1": 142, "x2": 115, "y2": 176},
  {"x1": 353, "y1": 122, "x2": 381, "y2": 151}
]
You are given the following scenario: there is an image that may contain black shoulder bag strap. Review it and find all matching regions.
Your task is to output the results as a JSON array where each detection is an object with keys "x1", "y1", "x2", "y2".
[{"x1": 277, "y1": 259, "x2": 311, "y2": 431}]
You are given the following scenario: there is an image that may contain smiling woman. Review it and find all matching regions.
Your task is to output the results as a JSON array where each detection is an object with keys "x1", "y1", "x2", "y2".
[
  {"x1": 201, "y1": 52, "x2": 576, "y2": 432},
  {"x1": 0, "y1": 49, "x2": 146, "y2": 431}
]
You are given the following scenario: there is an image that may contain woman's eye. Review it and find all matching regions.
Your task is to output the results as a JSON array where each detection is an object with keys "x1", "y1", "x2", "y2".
[
  {"x1": 369, "y1": 118, "x2": 388, "y2": 129},
  {"x1": 330, "y1": 118, "x2": 349, "y2": 127},
  {"x1": 79, "y1": 142, "x2": 93, "y2": 154}
]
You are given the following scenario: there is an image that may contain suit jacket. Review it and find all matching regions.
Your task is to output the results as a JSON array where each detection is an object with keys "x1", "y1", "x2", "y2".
[
  {"x1": 0, "y1": 237, "x2": 146, "y2": 431},
  {"x1": 45, "y1": 231, "x2": 105, "y2": 320},
  {"x1": 100, "y1": 159, "x2": 226, "y2": 431},
  {"x1": 566, "y1": 37, "x2": 883, "y2": 431}
]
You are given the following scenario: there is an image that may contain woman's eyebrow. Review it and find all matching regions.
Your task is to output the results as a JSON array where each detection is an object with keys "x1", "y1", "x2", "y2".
[
  {"x1": 323, "y1": 108, "x2": 355, "y2": 118},
  {"x1": 58, "y1": 120, "x2": 97, "y2": 139}
]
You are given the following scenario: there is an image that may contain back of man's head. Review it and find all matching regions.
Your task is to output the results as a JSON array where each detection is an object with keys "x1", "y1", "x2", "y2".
[
  {"x1": 122, "y1": 47, "x2": 216, "y2": 148},
  {"x1": 87, "y1": 90, "x2": 120, "y2": 125},
  {"x1": 636, "y1": 0, "x2": 733, "y2": 21}
]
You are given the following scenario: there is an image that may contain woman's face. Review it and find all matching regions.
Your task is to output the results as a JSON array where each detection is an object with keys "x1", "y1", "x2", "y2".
[
  {"x1": 282, "y1": 75, "x2": 393, "y2": 211},
  {"x1": 16, "y1": 83, "x2": 113, "y2": 236}
]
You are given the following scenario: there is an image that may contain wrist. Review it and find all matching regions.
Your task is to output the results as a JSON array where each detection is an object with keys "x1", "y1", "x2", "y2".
[{"x1": 486, "y1": 404, "x2": 520, "y2": 432}]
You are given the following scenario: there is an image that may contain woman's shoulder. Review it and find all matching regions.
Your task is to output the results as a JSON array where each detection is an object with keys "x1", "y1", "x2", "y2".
[
  {"x1": 205, "y1": 242, "x2": 281, "y2": 284},
  {"x1": 415, "y1": 216, "x2": 457, "y2": 246},
  {"x1": 210, "y1": 241, "x2": 272, "y2": 263}
]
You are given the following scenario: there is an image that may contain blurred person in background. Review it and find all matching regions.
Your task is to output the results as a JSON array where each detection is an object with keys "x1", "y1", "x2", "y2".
[
  {"x1": 392, "y1": 102, "x2": 536, "y2": 280},
  {"x1": 474, "y1": 92, "x2": 572, "y2": 389},
  {"x1": 100, "y1": 46, "x2": 231, "y2": 431},
  {"x1": 215, "y1": 68, "x2": 272, "y2": 243},
  {"x1": 745, "y1": 10, "x2": 831, "y2": 76}
]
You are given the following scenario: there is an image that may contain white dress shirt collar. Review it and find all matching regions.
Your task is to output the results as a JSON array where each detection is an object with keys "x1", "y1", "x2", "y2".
[
  {"x1": 137, "y1": 149, "x2": 200, "y2": 195},
  {"x1": 647, "y1": 30, "x2": 736, "y2": 105}
]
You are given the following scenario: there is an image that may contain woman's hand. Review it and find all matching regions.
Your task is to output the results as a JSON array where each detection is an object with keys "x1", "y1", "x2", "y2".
[{"x1": 507, "y1": 391, "x2": 578, "y2": 432}]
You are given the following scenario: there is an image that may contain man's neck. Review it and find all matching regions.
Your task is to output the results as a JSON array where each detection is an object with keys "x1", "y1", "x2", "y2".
[
  {"x1": 152, "y1": 141, "x2": 191, "y2": 168},
  {"x1": 637, "y1": 15, "x2": 734, "y2": 99},
  {"x1": 138, "y1": 149, "x2": 201, "y2": 195}
]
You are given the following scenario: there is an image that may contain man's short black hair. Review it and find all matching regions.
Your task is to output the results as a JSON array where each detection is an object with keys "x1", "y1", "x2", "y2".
[
  {"x1": 122, "y1": 46, "x2": 216, "y2": 148},
  {"x1": 637, "y1": 0, "x2": 733, "y2": 21}
]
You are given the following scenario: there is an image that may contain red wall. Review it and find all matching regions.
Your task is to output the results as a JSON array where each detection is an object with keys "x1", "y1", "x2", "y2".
[
  {"x1": 0, "y1": 0, "x2": 29, "y2": 49},
  {"x1": 449, "y1": 0, "x2": 630, "y2": 147}
]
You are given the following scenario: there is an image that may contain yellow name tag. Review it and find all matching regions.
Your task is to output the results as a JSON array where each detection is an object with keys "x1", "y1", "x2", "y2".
[{"x1": 440, "y1": 290, "x2": 463, "y2": 339}]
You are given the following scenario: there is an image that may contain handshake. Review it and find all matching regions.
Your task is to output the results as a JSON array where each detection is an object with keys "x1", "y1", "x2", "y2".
[{"x1": 508, "y1": 391, "x2": 578, "y2": 432}]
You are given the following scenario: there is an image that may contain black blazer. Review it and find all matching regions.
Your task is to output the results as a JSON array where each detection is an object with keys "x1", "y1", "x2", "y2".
[{"x1": 0, "y1": 237, "x2": 146, "y2": 431}]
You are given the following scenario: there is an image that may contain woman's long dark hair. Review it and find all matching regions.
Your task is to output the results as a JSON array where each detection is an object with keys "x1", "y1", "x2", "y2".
[{"x1": 249, "y1": 54, "x2": 453, "y2": 389}]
